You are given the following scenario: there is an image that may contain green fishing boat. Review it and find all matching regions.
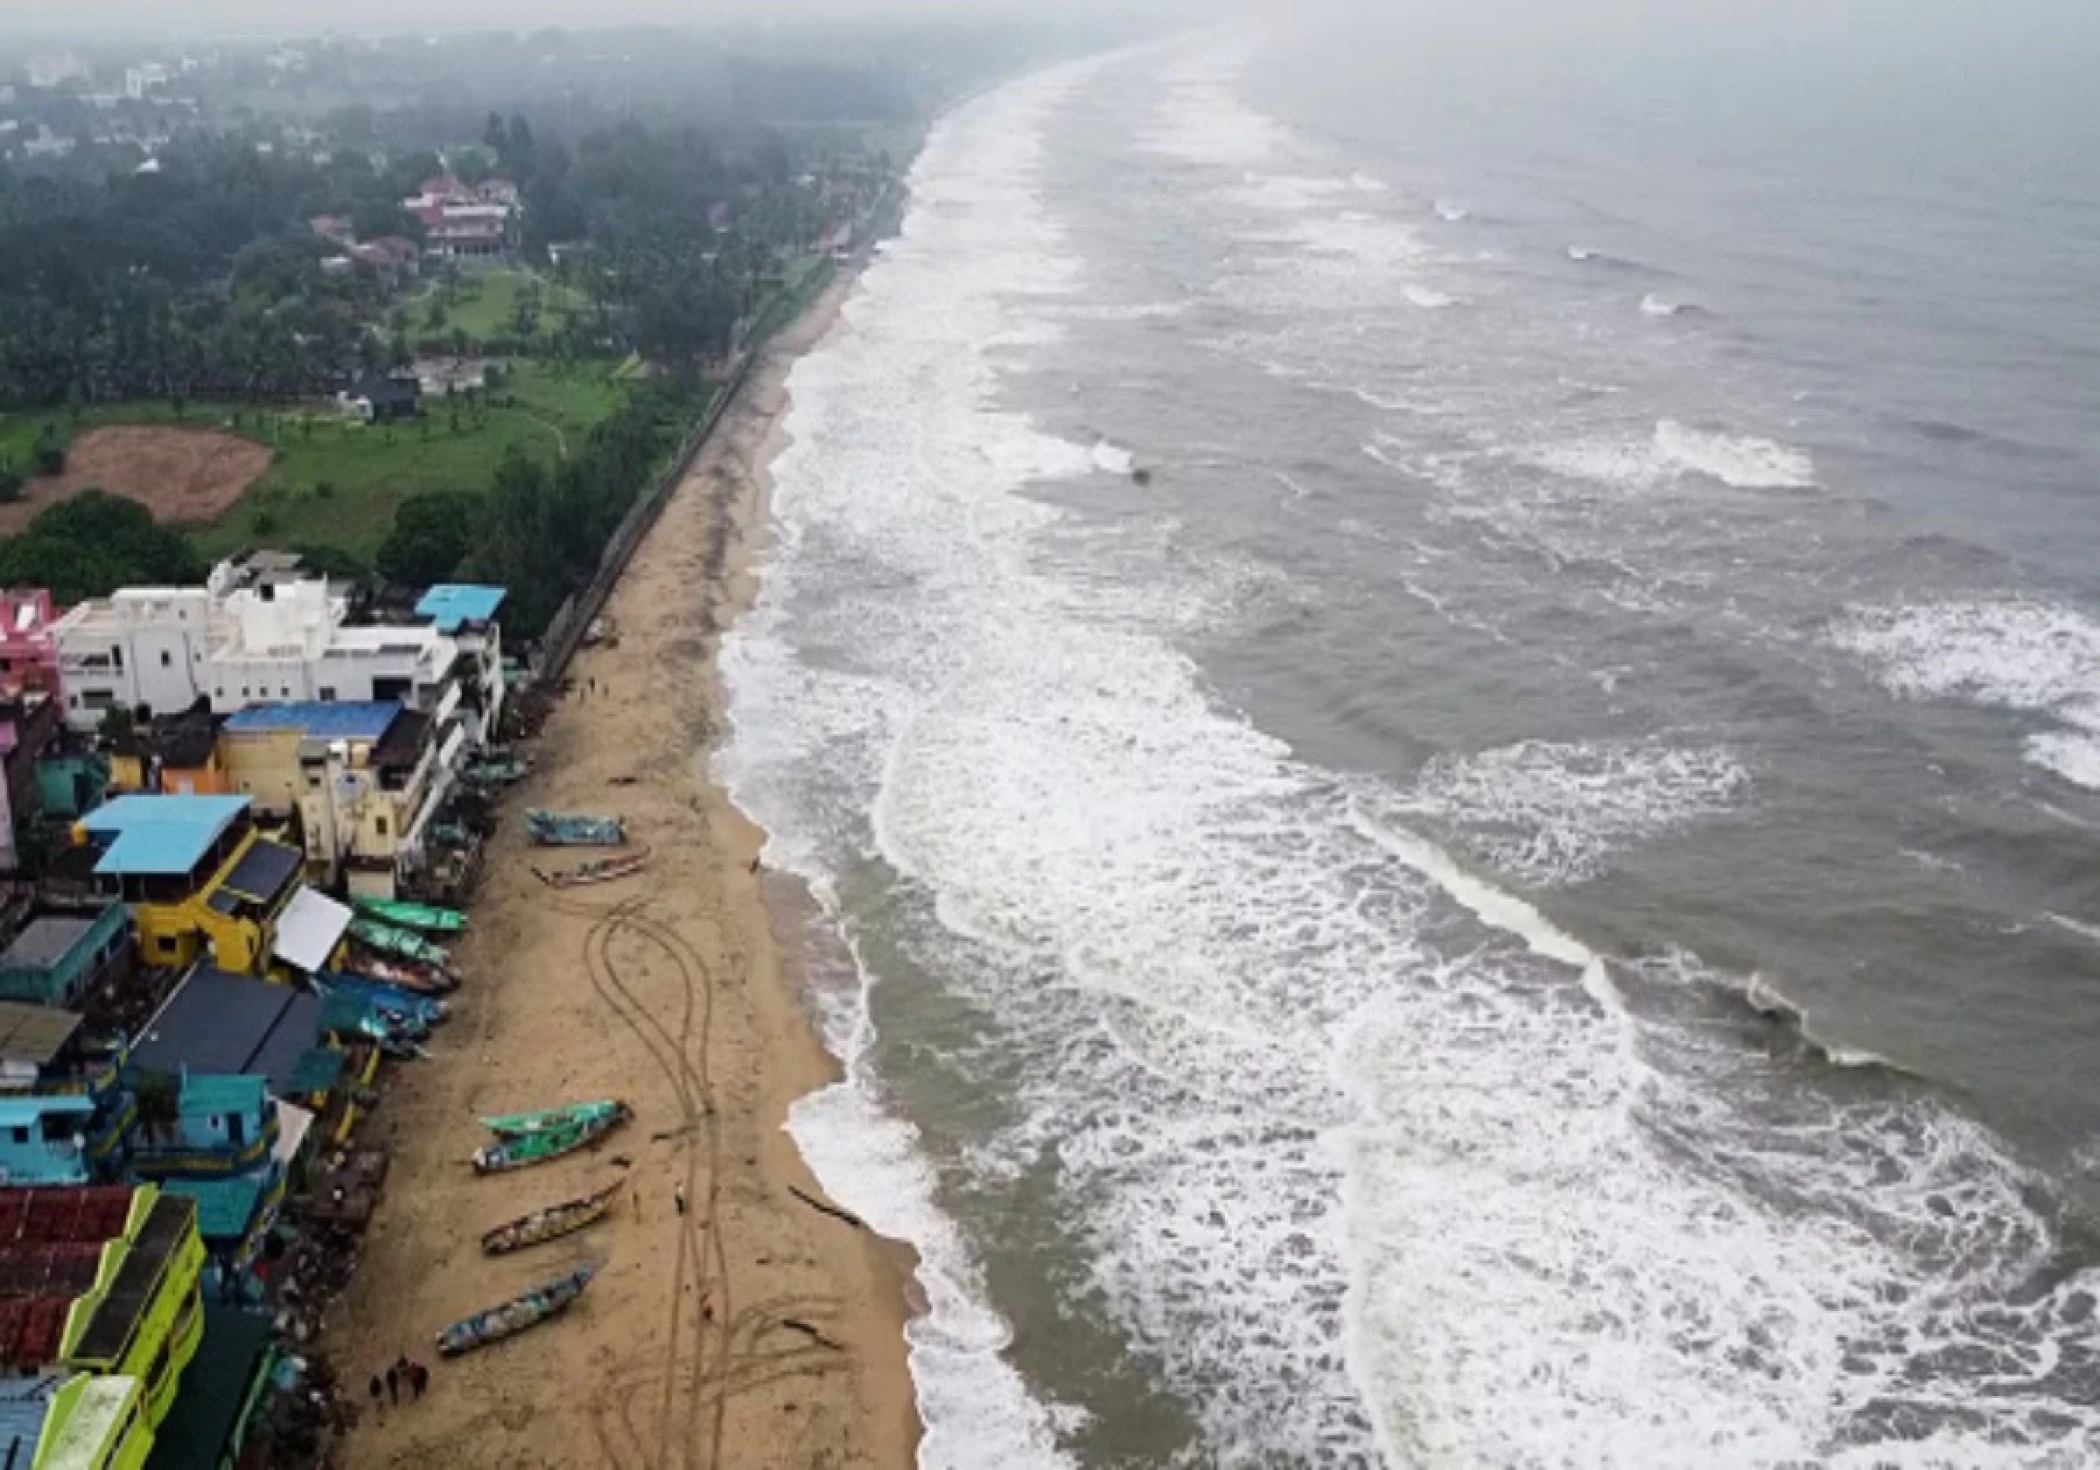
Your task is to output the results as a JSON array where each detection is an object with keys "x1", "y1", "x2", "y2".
[
  {"x1": 480, "y1": 1099, "x2": 628, "y2": 1139},
  {"x1": 349, "y1": 917, "x2": 451, "y2": 968},
  {"x1": 472, "y1": 1104, "x2": 631, "y2": 1174},
  {"x1": 352, "y1": 896, "x2": 468, "y2": 935}
]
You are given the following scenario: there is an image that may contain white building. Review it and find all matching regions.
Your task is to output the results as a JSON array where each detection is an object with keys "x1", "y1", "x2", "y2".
[{"x1": 53, "y1": 562, "x2": 504, "y2": 746}]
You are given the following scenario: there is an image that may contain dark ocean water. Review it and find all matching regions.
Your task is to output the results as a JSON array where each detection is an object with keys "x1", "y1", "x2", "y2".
[{"x1": 721, "y1": 21, "x2": 2100, "y2": 1467}]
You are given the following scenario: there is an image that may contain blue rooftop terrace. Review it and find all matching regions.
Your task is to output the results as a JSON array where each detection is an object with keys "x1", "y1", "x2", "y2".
[
  {"x1": 221, "y1": 702, "x2": 399, "y2": 741},
  {"x1": 415, "y1": 583, "x2": 507, "y2": 633},
  {"x1": 80, "y1": 795, "x2": 250, "y2": 877}
]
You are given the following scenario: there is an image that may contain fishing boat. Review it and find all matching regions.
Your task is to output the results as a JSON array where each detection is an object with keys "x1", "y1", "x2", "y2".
[
  {"x1": 349, "y1": 917, "x2": 451, "y2": 968},
  {"x1": 350, "y1": 953, "x2": 458, "y2": 995},
  {"x1": 321, "y1": 971, "x2": 451, "y2": 1024},
  {"x1": 465, "y1": 755, "x2": 533, "y2": 786},
  {"x1": 436, "y1": 1262, "x2": 598, "y2": 1357},
  {"x1": 480, "y1": 1099, "x2": 627, "y2": 1139},
  {"x1": 526, "y1": 809, "x2": 627, "y2": 847},
  {"x1": 531, "y1": 847, "x2": 651, "y2": 889},
  {"x1": 471, "y1": 1104, "x2": 631, "y2": 1173},
  {"x1": 480, "y1": 1181, "x2": 623, "y2": 1255},
  {"x1": 351, "y1": 896, "x2": 468, "y2": 935}
]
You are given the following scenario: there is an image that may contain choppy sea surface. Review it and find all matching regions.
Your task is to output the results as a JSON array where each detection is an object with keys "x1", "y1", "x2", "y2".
[{"x1": 719, "y1": 22, "x2": 2100, "y2": 1469}]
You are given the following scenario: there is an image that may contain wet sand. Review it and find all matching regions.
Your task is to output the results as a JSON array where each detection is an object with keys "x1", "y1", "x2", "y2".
[{"x1": 328, "y1": 278, "x2": 920, "y2": 1469}]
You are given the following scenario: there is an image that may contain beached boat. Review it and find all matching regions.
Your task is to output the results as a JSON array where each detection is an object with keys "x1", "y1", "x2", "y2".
[
  {"x1": 350, "y1": 953, "x2": 458, "y2": 995},
  {"x1": 480, "y1": 1099, "x2": 627, "y2": 1139},
  {"x1": 525, "y1": 809, "x2": 627, "y2": 847},
  {"x1": 349, "y1": 918, "x2": 451, "y2": 968},
  {"x1": 436, "y1": 1262, "x2": 599, "y2": 1357},
  {"x1": 532, "y1": 847, "x2": 650, "y2": 889},
  {"x1": 480, "y1": 1181, "x2": 623, "y2": 1255},
  {"x1": 351, "y1": 896, "x2": 468, "y2": 935},
  {"x1": 321, "y1": 971, "x2": 451, "y2": 1025},
  {"x1": 465, "y1": 755, "x2": 533, "y2": 786},
  {"x1": 471, "y1": 1104, "x2": 631, "y2": 1173}
]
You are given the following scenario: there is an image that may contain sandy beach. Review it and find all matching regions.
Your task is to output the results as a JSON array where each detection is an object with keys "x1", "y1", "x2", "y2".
[{"x1": 326, "y1": 277, "x2": 920, "y2": 1470}]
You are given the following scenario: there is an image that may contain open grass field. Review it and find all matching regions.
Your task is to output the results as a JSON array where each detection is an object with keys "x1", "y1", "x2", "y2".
[
  {"x1": 420, "y1": 268, "x2": 592, "y2": 348},
  {"x1": 0, "y1": 360, "x2": 632, "y2": 564}
]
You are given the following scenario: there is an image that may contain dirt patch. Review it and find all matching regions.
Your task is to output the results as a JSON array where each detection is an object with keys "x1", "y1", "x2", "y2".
[{"x1": 0, "y1": 425, "x2": 273, "y2": 533}]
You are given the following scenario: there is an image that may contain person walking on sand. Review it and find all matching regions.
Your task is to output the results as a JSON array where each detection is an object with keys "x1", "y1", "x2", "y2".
[
  {"x1": 674, "y1": 1181, "x2": 688, "y2": 1216},
  {"x1": 410, "y1": 1361, "x2": 429, "y2": 1400},
  {"x1": 368, "y1": 1373, "x2": 383, "y2": 1421},
  {"x1": 385, "y1": 1363, "x2": 399, "y2": 1407},
  {"x1": 632, "y1": 1183, "x2": 642, "y2": 1220}
]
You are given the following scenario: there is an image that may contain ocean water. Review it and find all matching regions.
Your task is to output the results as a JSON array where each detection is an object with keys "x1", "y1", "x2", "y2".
[{"x1": 719, "y1": 22, "x2": 2100, "y2": 1469}]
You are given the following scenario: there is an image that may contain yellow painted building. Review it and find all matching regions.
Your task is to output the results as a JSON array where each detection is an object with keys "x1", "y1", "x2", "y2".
[
  {"x1": 59, "y1": 1188, "x2": 205, "y2": 1431},
  {"x1": 75, "y1": 797, "x2": 304, "y2": 975},
  {"x1": 35, "y1": 1374, "x2": 151, "y2": 1470},
  {"x1": 106, "y1": 715, "x2": 231, "y2": 799},
  {"x1": 218, "y1": 701, "x2": 453, "y2": 900}
]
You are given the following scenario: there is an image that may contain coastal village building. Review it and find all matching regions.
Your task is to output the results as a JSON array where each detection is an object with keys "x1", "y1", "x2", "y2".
[
  {"x1": 75, "y1": 796, "x2": 305, "y2": 976},
  {"x1": 0, "y1": 590, "x2": 63, "y2": 702},
  {"x1": 0, "y1": 901, "x2": 129, "y2": 1009},
  {"x1": 53, "y1": 561, "x2": 500, "y2": 749},
  {"x1": 0, "y1": 1184, "x2": 205, "y2": 1436},
  {"x1": 402, "y1": 174, "x2": 521, "y2": 261},
  {"x1": 220, "y1": 701, "x2": 453, "y2": 899}
]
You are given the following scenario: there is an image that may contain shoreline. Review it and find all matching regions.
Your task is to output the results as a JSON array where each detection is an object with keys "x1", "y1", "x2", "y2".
[{"x1": 326, "y1": 270, "x2": 922, "y2": 1468}]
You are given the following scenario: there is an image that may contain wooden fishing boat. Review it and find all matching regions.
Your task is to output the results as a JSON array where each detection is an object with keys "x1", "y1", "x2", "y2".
[
  {"x1": 531, "y1": 847, "x2": 651, "y2": 889},
  {"x1": 349, "y1": 918, "x2": 451, "y2": 968},
  {"x1": 480, "y1": 1181, "x2": 623, "y2": 1255},
  {"x1": 352, "y1": 896, "x2": 468, "y2": 935},
  {"x1": 471, "y1": 1104, "x2": 631, "y2": 1173},
  {"x1": 350, "y1": 953, "x2": 458, "y2": 995},
  {"x1": 465, "y1": 755, "x2": 533, "y2": 786},
  {"x1": 436, "y1": 1262, "x2": 598, "y2": 1357},
  {"x1": 480, "y1": 1099, "x2": 627, "y2": 1139},
  {"x1": 525, "y1": 809, "x2": 627, "y2": 847}
]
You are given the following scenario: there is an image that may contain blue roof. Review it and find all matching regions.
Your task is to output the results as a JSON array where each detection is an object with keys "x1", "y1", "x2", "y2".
[
  {"x1": 0, "y1": 1094, "x2": 94, "y2": 1125},
  {"x1": 415, "y1": 583, "x2": 507, "y2": 633},
  {"x1": 179, "y1": 1075, "x2": 268, "y2": 1118},
  {"x1": 222, "y1": 702, "x2": 399, "y2": 740},
  {"x1": 81, "y1": 795, "x2": 250, "y2": 877},
  {"x1": 0, "y1": 1377, "x2": 54, "y2": 1465}
]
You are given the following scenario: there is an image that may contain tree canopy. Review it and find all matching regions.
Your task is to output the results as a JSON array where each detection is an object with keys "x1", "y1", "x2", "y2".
[{"x1": 0, "y1": 491, "x2": 206, "y2": 603}]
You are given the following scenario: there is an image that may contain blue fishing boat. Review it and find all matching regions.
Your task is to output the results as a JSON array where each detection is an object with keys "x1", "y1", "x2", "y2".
[
  {"x1": 437, "y1": 1262, "x2": 598, "y2": 1357},
  {"x1": 525, "y1": 809, "x2": 627, "y2": 847}
]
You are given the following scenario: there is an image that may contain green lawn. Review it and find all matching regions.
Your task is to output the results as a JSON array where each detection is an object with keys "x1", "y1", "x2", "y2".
[
  {"x1": 185, "y1": 361, "x2": 629, "y2": 562},
  {"x1": 419, "y1": 269, "x2": 591, "y2": 348}
]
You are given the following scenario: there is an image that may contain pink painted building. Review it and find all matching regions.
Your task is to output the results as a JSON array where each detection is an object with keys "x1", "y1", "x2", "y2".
[{"x1": 0, "y1": 590, "x2": 62, "y2": 704}]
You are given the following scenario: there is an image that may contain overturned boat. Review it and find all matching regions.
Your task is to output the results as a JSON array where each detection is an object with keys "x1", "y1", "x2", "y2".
[
  {"x1": 526, "y1": 809, "x2": 627, "y2": 847},
  {"x1": 480, "y1": 1180, "x2": 624, "y2": 1255},
  {"x1": 437, "y1": 1262, "x2": 599, "y2": 1357},
  {"x1": 352, "y1": 896, "x2": 468, "y2": 935},
  {"x1": 481, "y1": 1099, "x2": 628, "y2": 1139},
  {"x1": 472, "y1": 1103, "x2": 632, "y2": 1173},
  {"x1": 532, "y1": 847, "x2": 650, "y2": 889}
]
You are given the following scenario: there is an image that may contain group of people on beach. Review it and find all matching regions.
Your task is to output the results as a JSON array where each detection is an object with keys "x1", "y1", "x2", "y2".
[{"x1": 368, "y1": 1355, "x2": 432, "y2": 1420}]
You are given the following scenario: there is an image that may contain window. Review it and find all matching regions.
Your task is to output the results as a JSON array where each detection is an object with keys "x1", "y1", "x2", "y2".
[
  {"x1": 156, "y1": 934, "x2": 179, "y2": 958},
  {"x1": 160, "y1": 650, "x2": 171, "y2": 668},
  {"x1": 375, "y1": 815, "x2": 389, "y2": 838},
  {"x1": 240, "y1": 686, "x2": 249, "y2": 698},
  {"x1": 280, "y1": 686, "x2": 290, "y2": 698},
  {"x1": 318, "y1": 687, "x2": 337, "y2": 702},
  {"x1": 109, "y1": 644, "x2": 123, "y2": 671},
  {"x1": 8, "y1": 1127, "x2": 24, "y2": 1146}
]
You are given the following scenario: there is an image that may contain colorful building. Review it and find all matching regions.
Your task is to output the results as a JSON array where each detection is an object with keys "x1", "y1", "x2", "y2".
[
  {"x1": 59, "y1": 1187, "x2": 206, "y2": 1427},
  {"x1": 0, "y1": 901, "x2": 130, "y2": 1008},
  {"x1": 36, "y1": 1372, "x2": 152, "y2": 1469},
  {"x1": 0, "y1": 589, "x2": 64, "y2": 703},
  {"x1": 107, "y1": 714, "x2": 228, "y2": 799},
  {"x1": 76, "y1": 797, "x2": 302, "y2": 975},
  {"x1": 219, "y1": 701, "x2": 455, "y2": 898},
  {"x1": 414, "y1": 584, "x2": 508, "y2": 741}
]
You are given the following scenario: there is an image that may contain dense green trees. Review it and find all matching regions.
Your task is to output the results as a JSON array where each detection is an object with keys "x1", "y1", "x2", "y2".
[
  {"x1": 0, "y1": 492, "x2": 206, "y2": 603},
  {"x1": 377, "y1": 491, "x2": 478, "y2": 587}
]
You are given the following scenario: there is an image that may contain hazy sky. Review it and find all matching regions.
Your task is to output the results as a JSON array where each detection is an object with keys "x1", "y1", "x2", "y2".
[{"x1": 2, "y1": 0, "x2": 1205, "y2": 42}]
